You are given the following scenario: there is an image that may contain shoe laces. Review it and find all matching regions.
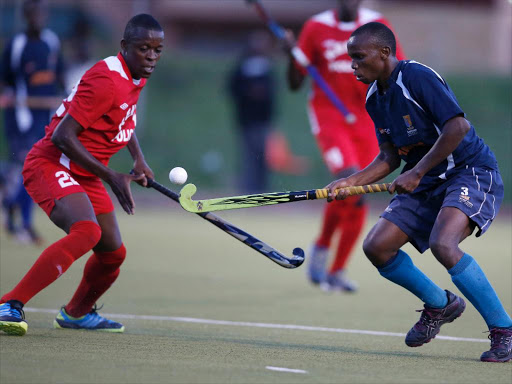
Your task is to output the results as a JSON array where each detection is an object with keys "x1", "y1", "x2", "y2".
[
  {"x1": 416, "y1": 307, "x2": 443, "y2": 326},
  {"x1": 486, "y1": 328, "x2": 512, "y2": 350}
]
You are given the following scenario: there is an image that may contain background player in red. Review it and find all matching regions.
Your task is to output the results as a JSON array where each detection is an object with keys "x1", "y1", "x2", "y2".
[
  {"x1": 0, "y1": 14, "x2": 164, "y2": 335},
  {"x1": 286, "y1": 0, "x2": 405, "y2": 292}
]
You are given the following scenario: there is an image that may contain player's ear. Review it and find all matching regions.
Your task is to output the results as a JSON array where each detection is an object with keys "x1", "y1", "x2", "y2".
[
  {"x1": 120, "y1": 39, "x2": 127, "y2": 56},
  {"x1": 380, "y1": 46, "x2": 391, "y2": 60}
]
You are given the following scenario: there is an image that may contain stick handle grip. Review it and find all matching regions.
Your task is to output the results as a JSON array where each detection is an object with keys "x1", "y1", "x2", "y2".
[{"x1": 314, "y1": 183, "x2": 391, "y2": 199}]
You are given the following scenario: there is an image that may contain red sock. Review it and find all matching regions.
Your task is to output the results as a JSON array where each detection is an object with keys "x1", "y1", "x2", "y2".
[
  {"x1": 1, "y1": 221, "x2": 101, "y2": 305},
  {"x1": 65, "y1": 244, "x2": 126, "y2": 317},
  {"x1": 329, "y1": 203, "x2": 368, "y2": 273},
  {"x1": 315, "y1": 199, "x2": 347, "y2": 248}
]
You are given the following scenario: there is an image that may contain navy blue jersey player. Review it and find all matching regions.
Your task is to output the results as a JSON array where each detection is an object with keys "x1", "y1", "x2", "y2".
[
  {"x1": 0, "y1": 0, "x2": 65, "y2": 243},
  {"x1": 327, "y1": 22, "x2": 511, "y2": 363}
]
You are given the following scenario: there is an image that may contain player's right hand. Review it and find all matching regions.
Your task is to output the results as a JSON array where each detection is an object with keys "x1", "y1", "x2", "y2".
[
  {"x1": 108, "y1": 171, "x2": 144, "y2": 215},
  {"x1": 325, "y1": 178, "x2": 354, "y2": 202}
]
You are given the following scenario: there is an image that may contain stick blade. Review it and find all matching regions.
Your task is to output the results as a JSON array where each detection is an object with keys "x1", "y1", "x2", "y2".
[{"x1": 179, "y1": 183, "x2": 200, "y2": 212}]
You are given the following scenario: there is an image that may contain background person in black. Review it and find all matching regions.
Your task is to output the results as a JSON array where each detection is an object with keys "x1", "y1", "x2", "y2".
[{"x1": 227, "y1": 30, "x2": 276, "y2": 193}]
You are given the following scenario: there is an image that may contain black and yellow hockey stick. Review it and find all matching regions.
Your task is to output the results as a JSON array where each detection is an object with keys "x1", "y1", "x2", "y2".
[{"x1": 179, "y1": 183, "x2": 391, "y2": 213}]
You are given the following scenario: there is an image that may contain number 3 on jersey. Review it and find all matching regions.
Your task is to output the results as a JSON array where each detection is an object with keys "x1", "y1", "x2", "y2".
[{"x1": 55, "y1": 171, "x2": 79, "y2": 188}]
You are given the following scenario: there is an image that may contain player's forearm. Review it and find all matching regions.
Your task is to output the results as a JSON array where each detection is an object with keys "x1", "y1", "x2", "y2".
[
  {"x1": 126, "y1": 133, "x2": 145, "y2": 163},
  {"x1": 349, "y1": 144, "x2": 401, "y2": 185},
  {"x1": 412, "y1": 116, "x2": 469, "y2": 178}
]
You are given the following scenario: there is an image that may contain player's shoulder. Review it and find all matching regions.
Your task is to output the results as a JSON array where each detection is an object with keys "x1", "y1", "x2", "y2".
[
  {"x1": 401, "y1": 60, "x2": 445, "y2": 84},
  {"x1": 86, "y1": 55, "x2": 130, "y2": 81},
  {"x1": 309, "y1": 9, "x2": 337, "y2": 28},
  {"x1": 40, "y1": 28, "x2": 61, "y2": 50},
  {"x1": 359, "y1": 8, "x2": 383, "y2": 24}
]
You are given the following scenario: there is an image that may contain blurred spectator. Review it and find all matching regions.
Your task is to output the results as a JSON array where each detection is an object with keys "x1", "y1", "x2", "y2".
[
  {"x1": 64, "y1": 10, "x2": 96, "y2": 94},
  {"x1": 0, "y1": 0, "x2": 65, "y2": 244},
  {"x1": 227, "y1": 30, "x2": 276, "y2": 193}
]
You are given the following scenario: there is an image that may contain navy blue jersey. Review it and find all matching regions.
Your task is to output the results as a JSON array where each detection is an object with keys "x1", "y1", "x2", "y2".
[
  {"x1": 365, "y1": 60, "x2": 497, "y2": 191},
  {"x1": 0, "y1": 29, "x2": 64, "y2": 150}
]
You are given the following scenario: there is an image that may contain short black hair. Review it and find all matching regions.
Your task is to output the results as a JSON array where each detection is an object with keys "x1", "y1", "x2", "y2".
[
  {"x1": 351, "y1": 22, "x2": 397, "y2": 55},
  {"x1": 123, "y1": 14, "x2": 163, "y2": 42}
]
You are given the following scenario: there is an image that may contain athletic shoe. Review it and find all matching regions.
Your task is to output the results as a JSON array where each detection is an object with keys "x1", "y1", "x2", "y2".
[
  {"x1": 306, "y1": 245, "x2": 328, "y2": 285},
  {"x1": 0, "y1": 301, "x2": 28, "y2": 336},
  {"x1": 480, "y1": 326, "x2": 512, "y2": 363},
  {"x1": 54, "y1": 305, "x2": 124, "y2": 333},
  {"x1": 405, "y1": 290, "x2": 465, "y2": 347},
  {"x1": 320, "y1": 270, "x2": 358, "y2": 293}
]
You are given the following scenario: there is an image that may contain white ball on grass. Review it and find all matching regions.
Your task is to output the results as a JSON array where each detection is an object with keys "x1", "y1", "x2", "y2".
[{"x1": 169, "y1": 167, "x2": 188, "y2": 185}]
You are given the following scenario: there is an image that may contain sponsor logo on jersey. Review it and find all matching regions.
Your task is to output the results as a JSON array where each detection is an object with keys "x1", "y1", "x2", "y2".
[
  {"x1": 323, "y1": 39, "x2": 352, "y2": 73},
  {"x1": 403, "y1": 115, "x2": 418, "y2": 137},
  {"x1": 112, "y1": 105, "x2": 136, "y2": 143},
  {"x1": 379, "y1": 127, "x2": 391, "y2": 135},
  {"x1": 120, "y1": 103, "x2": 129, "y2": 110}
]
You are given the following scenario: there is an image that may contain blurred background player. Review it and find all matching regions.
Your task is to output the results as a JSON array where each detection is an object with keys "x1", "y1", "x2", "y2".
[
  {"x1": 227, "y1": 30, "x2": 276, "y2": 193},
  {"x1": 0, "y1": 13, "x2": 164, "y2": 336},
  {"x1": 0, "y1": 0, "x2": 65, "y2": 244},
  {"x1": 286, "y1": 0, "x2": 405, "y2": 292}
]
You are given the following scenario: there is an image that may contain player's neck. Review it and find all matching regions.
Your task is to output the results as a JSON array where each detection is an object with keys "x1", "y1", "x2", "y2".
[
  {"x1": 338, "y1": 8, "x2": 358, "y2": 22},
  {"x1": 377, "y1": 58, "x2": 400, "y2": 92}
]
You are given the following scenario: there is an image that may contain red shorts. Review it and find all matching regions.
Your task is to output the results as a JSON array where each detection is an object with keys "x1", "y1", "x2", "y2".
[
  {"x1": 22, "y1": 152, "x2": 114, "y2": 217},
  {"x1": 308, "y1": 103, "x2": 379, "y2": 175}
]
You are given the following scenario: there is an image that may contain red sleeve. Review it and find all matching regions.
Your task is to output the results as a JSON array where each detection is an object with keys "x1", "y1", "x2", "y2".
[
  {"x1": 377, "y1": 17, "x2": 406, "y2": 61},
  {"x1": 67, "y1": 67, "x2": 115, "y2": 129},
  {"x1": 294, "y1": 19, "x2": 317, "y2": 74}
]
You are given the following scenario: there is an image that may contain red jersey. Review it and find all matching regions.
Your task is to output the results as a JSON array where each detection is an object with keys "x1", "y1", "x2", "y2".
[
  {"x1": 30, "y1": 53, "x2": 146, "y2": 177},
  {"x1": 296, "y1": 8, "x2": 406, "y2": 119}
]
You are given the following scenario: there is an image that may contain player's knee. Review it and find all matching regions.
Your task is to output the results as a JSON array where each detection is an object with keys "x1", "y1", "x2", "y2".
[
  {"x1": 70, "y1": 220, "x2": 102, "y2": 253},
  {"x1": 429, "y1": 236, "x2": 452, "y2": 258},
  {"x1": 96, "y1": 243, "x2": 126, "y2": 269},
  {"x1": 362, "y1": 236, "x2": 380, "y2": 263}
]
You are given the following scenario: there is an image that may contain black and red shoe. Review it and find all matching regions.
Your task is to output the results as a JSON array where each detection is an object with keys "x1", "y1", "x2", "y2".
[
  {"x1": 480, "y1": 327, "x2": 512, "y2": 363},
  {"x1": 405, "y1": 290, "x2": 466, "y2": 347}
]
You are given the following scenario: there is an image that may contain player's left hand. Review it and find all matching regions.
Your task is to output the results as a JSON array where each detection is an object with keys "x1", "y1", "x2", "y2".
[
  {"x1": 389, "y1": 169, "x2": 422, "y2": 194},
  {"x1": 131, "y1": 159, "x2": 154, "y2": 187}
]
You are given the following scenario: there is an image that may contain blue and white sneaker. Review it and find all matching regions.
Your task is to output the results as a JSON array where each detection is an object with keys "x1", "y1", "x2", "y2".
[
  {"x1": 54, "y1": 305, "x2": 124, "y2": 333},
  {"x1": 320, "y1": 270, "x2": 358, "y2": 293},
  {"x1": 0, "y1": 301, "x2": 28, "y2": 336},
  {"x1": 307, "y1": 245, "x2": 328, "y2": 285}
]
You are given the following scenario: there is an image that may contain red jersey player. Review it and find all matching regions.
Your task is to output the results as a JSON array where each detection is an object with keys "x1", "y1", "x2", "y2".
[
  {"x1": 0, "y1": 14, "x2": 164, "y2": 335},
  {"x1": 286, "y1": 0, "x2": 405, "y2": 292}
]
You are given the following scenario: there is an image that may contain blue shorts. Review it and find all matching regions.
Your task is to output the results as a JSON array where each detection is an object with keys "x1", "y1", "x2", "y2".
[{"x1": 381, "y1": 166, "x2": 504, "y2": 253}]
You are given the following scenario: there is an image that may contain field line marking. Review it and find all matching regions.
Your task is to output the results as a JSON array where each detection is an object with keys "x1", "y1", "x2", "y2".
[
  {"x1": 266, "y1": 366, "x2": 308, "y2": 374},
  {"x1": 24, "y1": 307, "x2": 488, "y2": 343}
]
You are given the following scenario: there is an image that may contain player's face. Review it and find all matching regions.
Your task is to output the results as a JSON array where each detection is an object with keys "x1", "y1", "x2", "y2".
[
  {"x1": 122, "y1": 29, "x2": 164, "y2": 80},
  {"x1": 347, "y1": 35, "x2": 386, "y2": 84}
]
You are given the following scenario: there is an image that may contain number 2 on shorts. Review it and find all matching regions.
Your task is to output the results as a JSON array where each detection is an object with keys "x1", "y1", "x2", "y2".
[{"x1": 55, "y1": 171, "x2": 79, "y2": 188}]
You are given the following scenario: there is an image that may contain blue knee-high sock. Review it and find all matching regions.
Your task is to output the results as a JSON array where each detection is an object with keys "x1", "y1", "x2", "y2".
[
  {"x1": 378, "y1": 249, "x2": 448, "y2": 308},
  {"x1": 449, "y1": 253, "x2": 512, "y2": 329}
]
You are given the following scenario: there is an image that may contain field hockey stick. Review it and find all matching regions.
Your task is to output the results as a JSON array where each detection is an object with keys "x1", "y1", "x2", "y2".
[
  {"x1": 179, "y1": 183, "x2": 391, "y2": 213},
  {"x1": 146, "y1": 178, "x2": 305, "y2": 269},
  {"x1": 245, "y1": 0, "x2": 356, "y2": 124}
]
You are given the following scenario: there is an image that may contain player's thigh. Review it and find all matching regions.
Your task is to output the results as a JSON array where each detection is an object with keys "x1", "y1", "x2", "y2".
[
  {"x1": 22, "y1": 155, "x2": 97, "y2": 233},
  {"x1": 363, "y1": 217, "x2": 410, "y2": 265},
  {"x1": 429, "y1": 207, "x2": 474, "y2": 269}
]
